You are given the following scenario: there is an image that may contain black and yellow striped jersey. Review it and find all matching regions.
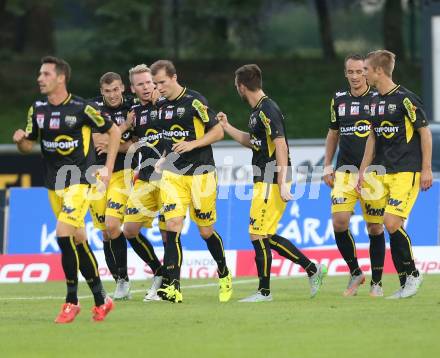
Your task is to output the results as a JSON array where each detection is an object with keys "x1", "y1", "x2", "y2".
[
  {"x1": 158, "y1": 87, "x2": 217, "y2": 175},
  {"x1": 329, "y1": 86, "x2": 375, "y2": 170},
  {"x1": 370, "y1": 85, "x2": 428, "y2": 173},
  {"x1": 25, "y1": 94, "x2": 113, "y2": 189},
  {"x1": 248, "y1": 96, "x2": 292, "y2": 184},
  {"x1": 90, "y1": 95, "x2": 135, "y2": 172},
  {"x1": 131, "y1": 101, "x2": 164, "y2": 181}
]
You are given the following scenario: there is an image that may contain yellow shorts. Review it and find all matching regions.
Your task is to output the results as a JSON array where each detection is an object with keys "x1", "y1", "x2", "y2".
[
  {"x1": 123, "y1": 179, "x2": 166, "y2": 230},
  {"x1": 89, "y1": 169, "x2": 132, "y2": 230},
  {"x1": 249, "y1": 182, "x2": 288, "y2": 236},
  {"x1": 331, "y1": 171, "x2": 386, "y2": 224},
  {"x1": 160, "y1": 170, "x2": 217, "y2": 227},
  {"x1": 48, "y1": 184, "x2": 90, "y2": 228},
  {"x1": 382, "y1": 172, "x2": 420, "y2": 218}
]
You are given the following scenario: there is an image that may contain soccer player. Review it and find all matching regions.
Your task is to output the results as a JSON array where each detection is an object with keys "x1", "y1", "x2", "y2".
[
  {"x1": 217, "y1": 64, "x2": 326, "y2": 302},
  {"x1": 122, "y1": 64, "x2": 167, "y2": 301},
  {"x1": 359, "y1": 50, "x2": 432, "y2": 299},
  {"x1": 88, "y1": 72, "x2": 137, "y2": 299},
  {"x1": 150, "y1": 60, "x2": 232, "y2": 303},
  {"x1": 323, "y1": 54, "x2": 386, "y2": 297},
  {"x1": 13, "y1": 56, "x2": 120, "y2": 322}
]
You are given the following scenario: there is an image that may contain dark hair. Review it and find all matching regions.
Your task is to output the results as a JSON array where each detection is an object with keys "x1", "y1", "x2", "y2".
[
  {"x1": 344, "y1": 53, "x2": 364, "y2": 67},
  {"x1": 150, "y1": 60, "x2": 177, "y2": 77},
  {"x1": 99, "y1": 72, "x2": 122, "y2": 86},
  {"x1": 235, "y1": 64, "x2": 262, "y2": 91},
  {"x1": 41, "y1": 56, "x2": 71, "y2": 83}
]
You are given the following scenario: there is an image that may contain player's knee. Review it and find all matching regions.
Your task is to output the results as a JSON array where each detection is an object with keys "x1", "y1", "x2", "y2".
[
  {"x1": 367, "y1": 223, "x2": 383, "y2": 236},
  {"x1": 199, "y1": 225, "x2": 214, "y2": 239},
  {"x1": 166, "y1": 218, "x2": 183, "y2": 232},
  {"x1": 384, "y1": 220, "x2": 400, "y2": 234},
  {"x1": 123, "y1": 224, "x2": 139, "y2": 239},
  {"x1": 105, "y1": 219, "x2": 121, "y2": 239},
  {"x1": 332, "y1": 216, "x2": 349, "y2": 232}
]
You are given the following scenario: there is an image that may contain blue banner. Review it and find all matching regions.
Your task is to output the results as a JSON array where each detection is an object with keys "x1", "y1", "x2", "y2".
[{"x1": 6, "y1": 182, "x2": 440, "y2": 254}]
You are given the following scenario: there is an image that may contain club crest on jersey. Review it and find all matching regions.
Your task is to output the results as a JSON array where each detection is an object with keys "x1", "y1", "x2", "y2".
[
  {"x1": 338, "y1": 103, "x2": 346, "y2": 116},
  {"x1": 177, "y1": 107, "x2": 185, "y2": 118},
  {"x1": 388, "y1": 104, "x2": 397, "y2": 114},
  {"x1": 50, "y1": 117, "x2": 60, "y2": 129},
  {"x1": 378, "y1": 105, "x2": 385, "y2": 115},
  {"x1": 350, "y1": 105, "x2": 359, "y2": 115},
  {"x1": 165, "y1": 110, "x2": 173, "y2": 120},
  {"x1": 65, "y1": 115, "x2": 77, "y2": 128},
  {"x1": 36, "y1": 114, "x2": 45, "y2": 128},
  {"x1": 150, "y1": 110, "x2": 158, "y2": 120}
]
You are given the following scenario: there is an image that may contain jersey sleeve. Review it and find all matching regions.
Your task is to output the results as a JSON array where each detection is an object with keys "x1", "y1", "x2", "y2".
[
  {"x1": 329, "y1": 97, "x2": 339, "y2": 130},
  {"x1": 83, "y1": 101, "x2": 113, "y2": 133},
  {"x1": 259, "y1": 101, "x2": 285, "y2": 140},
  {"x1": 191, "y1": 93, "x2": 217, "y2": 130},
  {"x1": 25, "y1": 104, "x2": 39, "y2": 140},
  {"x1": 402, "y1": 93, "x2": 428, "y2": 130}
]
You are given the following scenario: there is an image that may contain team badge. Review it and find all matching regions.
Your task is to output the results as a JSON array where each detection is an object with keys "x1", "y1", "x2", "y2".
[
  {"x1": 388, "y1": 104, "x2": 397, "y2": 114},
  {"x1": 350, "y1": 105, "x2": 359, "y2": 115},
  {"x1": 49, "y1": 117, "x2": 60, "y2": 129},
  {"x1": 150, "y1": 110, "x2": 157, "y2": 120},
  {"x1": 165, "y1": 110, "x2": 173, "y2": 120},
  {"x1": 338, "y1": 103, "x2": 346, "y2": 116},
  {"x1": 177, "y1": 107, "x2": 185, "y2": 118},
  {"x1": 65, "y1": 115, "x2": 77, "y2": 128},
  {"x1": 378, "y1": 105, "x2": 385, "y2": 115},
  {"x1": 36, "y1": 114, "x2": 45, "y2": 128}
]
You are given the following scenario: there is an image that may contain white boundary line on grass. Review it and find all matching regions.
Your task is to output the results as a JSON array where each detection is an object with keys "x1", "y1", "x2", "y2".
[{"x1": 0, "y1": 277, "x2": 273, "y2": 301}]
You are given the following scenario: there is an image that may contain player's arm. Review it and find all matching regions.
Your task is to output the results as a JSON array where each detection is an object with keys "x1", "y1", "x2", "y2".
[
  {"x1": 13, "y1": 129, "x2": 35, "y2": 153},
  {"x1": 418, "y1": 125, "x2": 433, "y2": 191},
  {"x1": 216, "y1": 112, "x2": 251, "y2": 148},
  {"x1": 274, "y1": 137, "x2": 293, "y2": 202},
  {"x1": 323, "y1": 129, "x2": 339, "y2": 187},
  {"x1": 102, "y1": 124, "x2": 121, "y2": 175},
  {"x1": 357, "y1": 131, "x2": 376, "y2": 191}
]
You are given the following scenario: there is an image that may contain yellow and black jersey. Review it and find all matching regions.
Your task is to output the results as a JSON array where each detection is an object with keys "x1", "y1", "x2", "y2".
[
  {"x1": 249, "y1": 96, "x2": 292, "y2": 184},
  {"x1": 370, "y1": 85, "x2": 428, "y2": 173},
  {"x1": 329, "y1": 86, "x2": 375, "y2": 170},
  {"x1": 26, "y1": 94, "x2": 113, "y2": 189},
  {"x1": 90, "y1": 95, "x2": 135, "y2": 172},
  {"x1": 131, "y1": 102, "x2": 164, "y2": 181},
  {"x1": 158, "y1": 87, "x2": 217, "y2": 175}
]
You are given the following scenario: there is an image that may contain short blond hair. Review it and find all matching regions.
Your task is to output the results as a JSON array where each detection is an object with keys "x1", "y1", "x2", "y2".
[
  {"x1": 366, "y1": 50, "x2": 396, "y2": 77},
  {"x1": 129, "y1": 64, "x2": 151, "y2": 84}
]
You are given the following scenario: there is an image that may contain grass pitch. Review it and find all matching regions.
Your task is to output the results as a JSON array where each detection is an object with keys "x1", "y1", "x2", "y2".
[{"x1": 1, "y1": 274, "x2": 439, "y2": 358}]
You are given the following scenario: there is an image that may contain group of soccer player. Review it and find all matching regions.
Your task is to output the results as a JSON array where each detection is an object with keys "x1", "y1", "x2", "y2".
[{"x1": 12, "y1": 47, "x2": 432, "y2": 323}]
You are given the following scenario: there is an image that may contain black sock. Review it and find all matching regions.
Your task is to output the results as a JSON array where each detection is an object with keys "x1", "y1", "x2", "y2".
[
  {"x1": 334, "y1": 230, "x2": 361, "y2": 276},
  {"x1": 103, "y1": 240, "x2": 118, "y2": 281},
  {"x1": 204, "y1": 231, "x2": 228, "y2": 278},
  {"x1": 252, "y1": 238, "x2": 272, "y2": 294},
  {"x1": 270, "y1": 234, "x2": 317, "y2": 277},
  {"x1": 110, "y1": 232, "x2": 128, "y2": 280},
  {"x1": 369, "y1": 232, "x2": 385, "y2": 285},
  {"x1": 76, "y1": 241, "x2": 105, "y2": 306},
  {"x1": 127, "y1": 233, "x2": 161, "y2": 274},
  {"x1": 389, "y1": 227, "x2": 418, "y2": 279},
  {"x1": 57, "y1": 236, "x2": 79, "y2": 304},
  {"x1": 389, "y1": 233, "x2": 407, "y2": 287},
  {"x1": 161, "y1": 239, "x2": 169, "y2": 286},
  {"x1": 163, "y1": 231, "x2": 182, "y2": 289}
]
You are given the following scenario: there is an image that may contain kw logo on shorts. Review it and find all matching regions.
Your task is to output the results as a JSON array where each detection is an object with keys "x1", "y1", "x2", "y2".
[
  {"x1": 42, "y1": 135, "x2": 79, "y2": 155},
  {"x1": 364, "y1": 203, "x2": 384, "y2": 216},
  {"x1": 163, "y1": 203, "x2": 177, "y2": 212},
  {"x1": 194, "y1": 209, "x2": 213, "y2": 220},
  {"x1": 62, "y1": 205, "x2": 75, "y2": 214},
  {"x1": 125, "y1": 207, "x2": 139, "y2": 215},
  {"x1": 388, "y1": 198, "x2": 402, "y2": 207},
  {"x1": 331, "y1": 197, "x2": 347, "y2": 205},
  {"x1": 107, "y1": 200, "x2": 123, "y2": 210}
]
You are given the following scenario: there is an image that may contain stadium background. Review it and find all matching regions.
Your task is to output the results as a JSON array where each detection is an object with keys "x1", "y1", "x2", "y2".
[{"x1": 2, "y1": 0, "x2": 439, "y2": 280}]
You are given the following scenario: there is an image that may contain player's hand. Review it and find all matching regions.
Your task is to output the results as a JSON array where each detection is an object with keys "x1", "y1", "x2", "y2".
[
  {"x1": 150, "y1": 89, "x2": 161, "y2": 105},
  {"x1": 216, "y1": 112, "x2": 229, "y2": 128},
  {"x1": 420, "y1": 168, "x2": 433, "y2": 191},
  {"x1": 124, "y1": 110, "x2": 135, "y2": 129},
  {"x1": 279, "y1": 182, "x2": 293, "y2": 202},
  {"x1": 356, "y1": 172, "x2": 364, "y2": 194},
  {"x1": 172, "y1": 140, "x2": 197, "y2": 154},
  {"x1": 96, "y1": 166, "x2": 111, "y2": 189},
  {"x1": 13, "y1": 129, "x2": 27, "y2": 143},
  {"x1": 154, "y1": 156, "x2": 166, "y2": 174},
  {"x1": 95, "y1": 142, "x2": 108, "y2": 155},
  {"x1": 323, "y1": 165, "x2": 335, "y2": 188}
]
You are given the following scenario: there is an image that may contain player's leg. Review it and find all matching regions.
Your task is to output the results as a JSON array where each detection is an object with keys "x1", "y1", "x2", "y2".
[
  {"x1": 331, "y1": 172, "x2": 365, "y2": 296},
  {"x1": 157, "y1": 171, "x2": 189, "y2": 303},
  {"x1": 365, "y1": 223, "x2": 385, "y2": 297},
  {"x1": 383, "y1": 172, "x2": 422, "y2": 299}
]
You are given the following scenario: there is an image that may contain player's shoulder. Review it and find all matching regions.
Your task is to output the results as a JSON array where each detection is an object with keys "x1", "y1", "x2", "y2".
[
  {"x1": 396, "y1": 86, "x2": 422, "y2": 103},
  {"x1": 260, "y1": 96, "x2": 281, "y2": 113},
  {"x1": 333, "y1": 90, "x2": 349, "y2": 101},
  {"x1": 32, "y1": 98, "x2": 49, "y2": 109},
  {"x1": 68, "y1": 94, "x2": 89, "y2": 107},
  {"x1": 89, "y1": 95, "x2": 104, "y2": 107},
  {"x1": 184, "y1": 88, "x2": 208, "y2": 104}
]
